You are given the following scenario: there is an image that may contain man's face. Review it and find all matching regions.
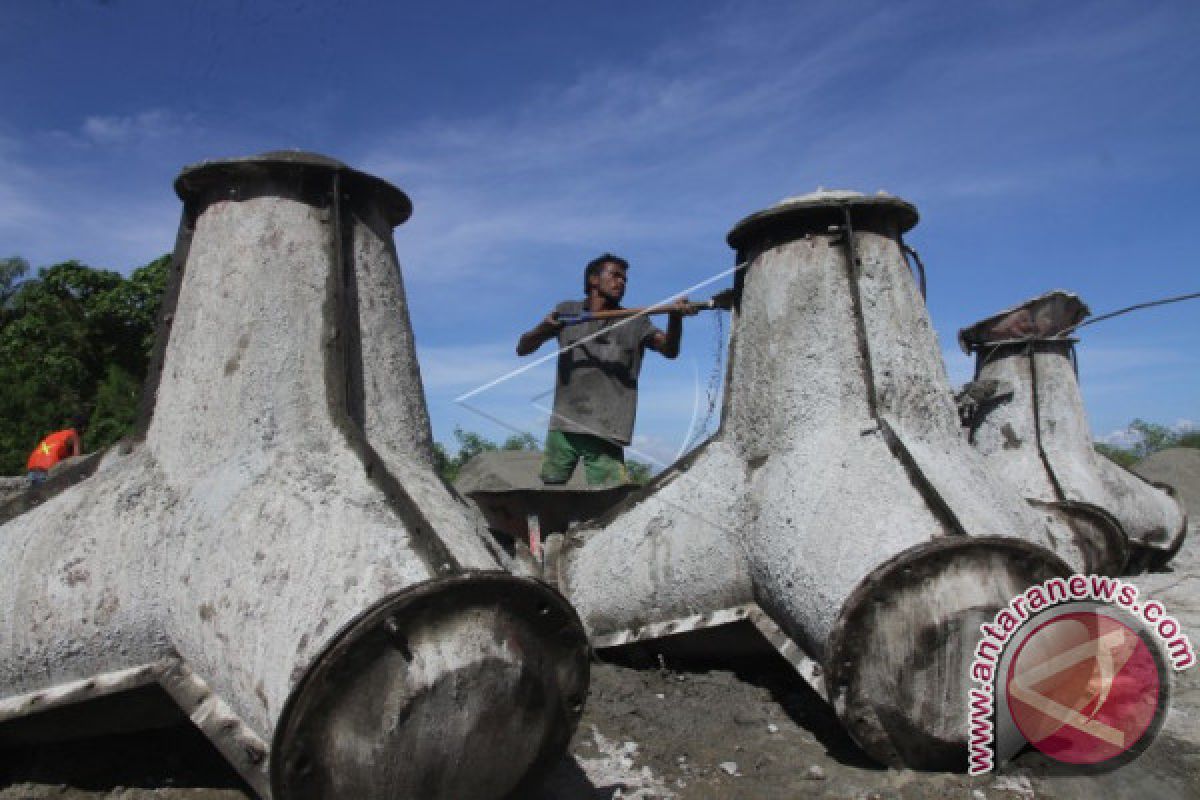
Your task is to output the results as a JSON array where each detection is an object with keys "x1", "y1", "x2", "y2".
[{"x1": 593, "y1": 262, "x2": 627, "y2": 303}]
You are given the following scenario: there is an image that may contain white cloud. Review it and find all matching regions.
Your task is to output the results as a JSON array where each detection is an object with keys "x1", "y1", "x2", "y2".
[
  {"x1": 357, "y1": 1, "x2": 1192, "y2": 300},
  {"x1": 1098, "y1": 426, "x2": 1143, "y2": 449},
  {"x1": 1099, "y1": 419, "x2": 1197, "y2": 450},
  {"x1": 0, "y1": 145, "x2": 57, "y2": 250},
  {"x1": 356, "y1": 8, "x2": 914, "y2": 284},
  {"x1": 79, "y1": 109, "x2": 184, "y2": 145},
  {"x1": 0, "y1": 110, "x2": 186, "y2": 270},
  {"x1": 3, "y1": 1, "x2": 1193, "y2": 462},
  {"x1": 0, "y1": 158, "x2": 177, "y2": 271},
  {"x1": 0, "y1": 175, "x2": 51, "y2": 232}
]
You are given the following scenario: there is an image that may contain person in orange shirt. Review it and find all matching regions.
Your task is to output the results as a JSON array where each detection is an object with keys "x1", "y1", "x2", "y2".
[{"x1": 26, "y1": 416, "x2": 86, "y2": 487}]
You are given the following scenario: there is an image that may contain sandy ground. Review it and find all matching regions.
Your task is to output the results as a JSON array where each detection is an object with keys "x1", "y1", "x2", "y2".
[{"x1": 3, "y1": 452, "x2": 1197, "y2": 799}]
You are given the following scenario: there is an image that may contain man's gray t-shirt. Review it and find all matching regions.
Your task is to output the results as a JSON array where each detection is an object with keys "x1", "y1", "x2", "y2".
[{"x1": 549, "y1": 300, "x2": 660, "y2": 446}]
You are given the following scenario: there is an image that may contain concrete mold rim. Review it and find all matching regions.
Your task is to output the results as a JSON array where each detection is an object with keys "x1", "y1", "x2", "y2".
[
  {"x1": 1026, "y1": 497, "x2": 1130, "y2": 576},
  {"x1": 271, "y1": 571, "x2": 591, "y2": 800},
  {"x1": 175, "y1": 150, "x2": 412, "y2": 227},
  {"x1": 825, "y1": 536, "x2": 1070, "y2": 769},
  {"x1": 726, "y1": 191, "x2": 918, "y2": 251},
  {"x1": 1136, "y1": 480, "x2": 1189, "y2": 569}
]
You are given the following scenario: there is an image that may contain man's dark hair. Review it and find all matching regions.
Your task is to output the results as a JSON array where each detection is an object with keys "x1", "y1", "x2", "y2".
[{"x1": 583, "y1": 253, "x2": 629, "y2": 294}]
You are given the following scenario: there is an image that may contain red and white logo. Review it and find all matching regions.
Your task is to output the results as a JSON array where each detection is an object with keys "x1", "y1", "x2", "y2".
[
  {"x1": 1004, "y1": 609, "x2": 1165, "y2": 766},
  {"x1": 969, "y1": 575, "x2": 1191, "y2": 775}
]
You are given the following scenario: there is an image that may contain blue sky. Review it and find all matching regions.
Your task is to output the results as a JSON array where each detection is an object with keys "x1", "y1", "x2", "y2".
[{"x1": 2, "y1": 0, "x2": 1197, "y2": 465}]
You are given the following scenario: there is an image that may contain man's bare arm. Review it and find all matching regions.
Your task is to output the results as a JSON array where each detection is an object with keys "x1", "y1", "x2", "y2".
[
  {"x1": 516, "y1": 312, "x2": 564, "y2": 356},
  {"x1": 646, "y1": 296, "x2": 696, "y2": 359}
]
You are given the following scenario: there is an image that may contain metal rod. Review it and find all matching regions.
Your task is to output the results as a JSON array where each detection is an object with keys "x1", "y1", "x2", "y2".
[
  {"x1": 556, "y1": 289, "x2": 736, "y2": 326},
  {"x1": 901, "y1": 241, "x2": 927, "y2": 300},
  {"x1": 1057, "y1": 290, "x2": 1200, "y2": 336}
]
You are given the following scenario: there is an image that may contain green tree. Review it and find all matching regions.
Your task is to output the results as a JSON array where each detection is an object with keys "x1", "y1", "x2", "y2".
[
  {"x1": 1094, "y1": 442, "x2": 1139, "y2": 468},
  {"x1": 88, "y1": 363, "x2": 143, "y2": 452},
  {"x1": 624, "y1": 458, "x2": 653, "y2": 485},
  {"x1": 501, "y1": 432, "x2": 538, "y2": 451},
  {"x1": 0, "y1": 255, "x2": 168, "y2": 474},
  {"x1": 1127, "y1": 419, "x2": 1178, "y2": 459},
  {"x1": 1093, "y1": 419, "x2": 1199, "y2": 467}
]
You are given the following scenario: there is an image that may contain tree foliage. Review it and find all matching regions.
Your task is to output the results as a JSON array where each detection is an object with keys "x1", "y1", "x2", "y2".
[
  {"x1": 0, "y1": 256, "x2": 168, "y2": 474},
  {"x1": 625, "y1": 459, "x2": 652, "y2": 484},
  {"x1": 1094, "y1": 442, "x2": 1139, "y2": 468},
  {"x1": 1094, "y1": 418, "x2": 1199, "y2": 467}
]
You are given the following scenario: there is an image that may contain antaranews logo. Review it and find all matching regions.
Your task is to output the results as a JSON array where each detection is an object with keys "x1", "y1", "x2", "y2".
[{"x1": 967, "y1": 575, "x2": 1195, "y2": 775}]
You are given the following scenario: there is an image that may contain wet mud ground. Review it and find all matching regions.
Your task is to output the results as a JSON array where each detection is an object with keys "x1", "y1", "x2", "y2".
[{"x1": 3, "y1": 455, "x2": 1197, "y2": 800}]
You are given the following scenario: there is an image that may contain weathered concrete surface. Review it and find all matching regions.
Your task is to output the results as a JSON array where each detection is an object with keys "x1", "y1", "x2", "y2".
[
  {"x1": 0, "y1": 476, "x2": 24, "y2": 508},
  {"x1": 559, "y1": 439, "x2": 754, "y2": 636},
  {"x1": 557, "y1": 191, "x2": 1081, "y2": 769},
  {"x1": 10, "y1": 549, "x2": 1198, "y2": 800},
  {"x1": 0, "y1": 454, "x2": 90, "y2": 510},
  {"x1": 4, "y1": 421, "x2": 1199, "y2": 797},
  {"x1": 964, "y1": 292, "x2": 1187, "y2": 567},
  {"x1": 0, "y1": 153, "x2": 588, "y2": 800}
]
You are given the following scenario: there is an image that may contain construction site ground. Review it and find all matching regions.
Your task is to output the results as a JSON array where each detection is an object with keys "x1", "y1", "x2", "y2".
[{"x1": 2, "y1": 450, "x2": 1197, "y2": 800}]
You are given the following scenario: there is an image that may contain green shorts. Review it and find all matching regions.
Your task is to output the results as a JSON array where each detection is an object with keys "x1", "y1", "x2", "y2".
[{"x1": 540, "y1": 430, "x2": 628, "y2": 486}]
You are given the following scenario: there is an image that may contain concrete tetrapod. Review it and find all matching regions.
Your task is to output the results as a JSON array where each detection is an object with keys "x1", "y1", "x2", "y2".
[
  {"x1": 552, "y1": 191, "x2": 1082, "y2": 769},
  {"x1": 0, "y1": 152, "x2": 589, "y2": 799},
  {"x1": 961, "y1": 291, "x2": 1187, "y2": 570}
]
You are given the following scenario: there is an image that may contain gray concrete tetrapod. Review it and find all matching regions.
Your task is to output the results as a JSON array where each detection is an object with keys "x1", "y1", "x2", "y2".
[
  {"x1": 554, "y1": 191, "x2": 1089, "y2": 769},
  {"x1": 961, "y1": 291, "x2": 1188, "y2": 569},
  {"x1": 0, "y1": 152, "x2": 588, "y2": 799}
]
